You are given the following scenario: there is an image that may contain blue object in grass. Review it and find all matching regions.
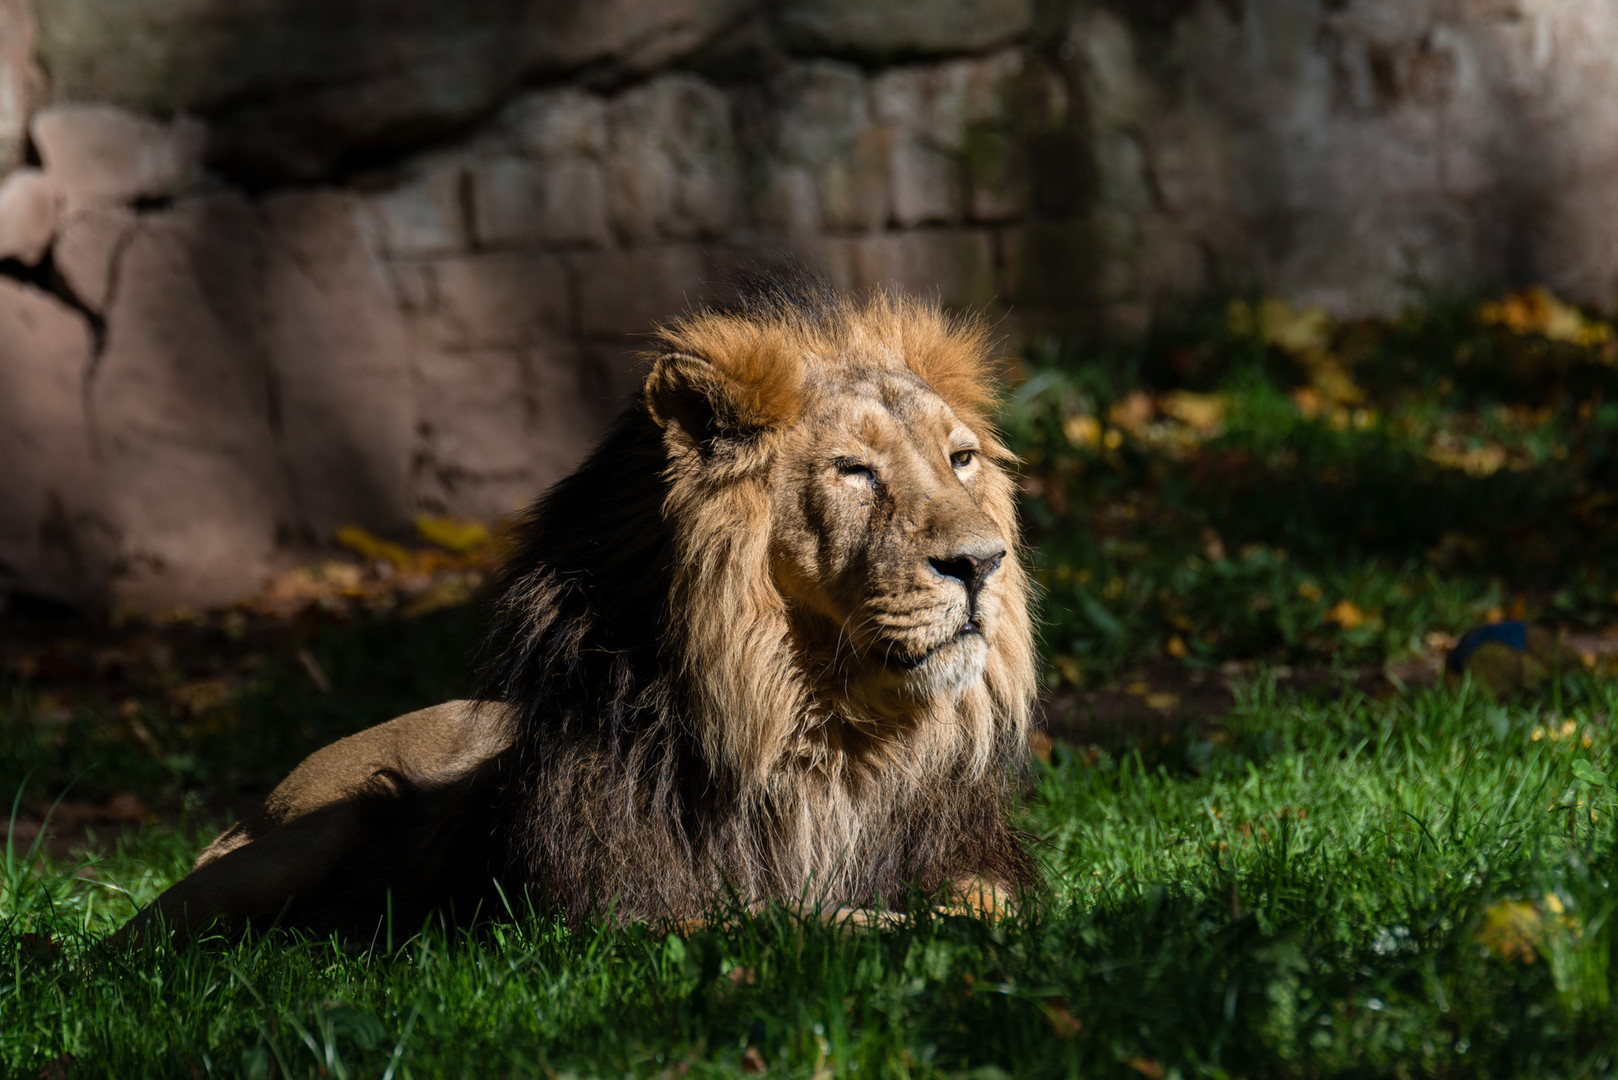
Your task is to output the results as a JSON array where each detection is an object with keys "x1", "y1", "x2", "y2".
[
  {"x1": 1445, "y1": 620, "x2": 1581, "y2": 694},
  {"x1": 1445, "y1": 621, "x2": 1528, "y2": 675}
]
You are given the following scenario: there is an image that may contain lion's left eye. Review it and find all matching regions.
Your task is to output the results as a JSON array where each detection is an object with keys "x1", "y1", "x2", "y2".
[{"x1": 950, "y1": 449, "x2": 976, "y2": 469}]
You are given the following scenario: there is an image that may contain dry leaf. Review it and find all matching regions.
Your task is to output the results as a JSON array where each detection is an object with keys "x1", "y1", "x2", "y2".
[
  {"x1": 414, "y1": 514, "x2": 492, "y2": 554},
  {"x1": 1324, "y1": 600, "x2": 1366, "y2": 630},
  {"x1": 1062, "y1": 413, "x2": 1102, "y2": 448},
  {"x1": 335, "y1": 525, "x2": 414, "y2": 567},
  {"x1": 1159, "y1": 391, "x2": 1226, "y2": 435}
]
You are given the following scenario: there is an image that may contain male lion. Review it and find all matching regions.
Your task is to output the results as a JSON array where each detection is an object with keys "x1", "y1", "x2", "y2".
[{"x1": 122, "y1": 280, "x2": 1039, "y2": 942}]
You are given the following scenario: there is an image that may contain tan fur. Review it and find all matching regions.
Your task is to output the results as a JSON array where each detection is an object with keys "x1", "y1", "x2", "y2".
[{"x1": 121, "y1": 282, "x2": 1038, "y2": 943}]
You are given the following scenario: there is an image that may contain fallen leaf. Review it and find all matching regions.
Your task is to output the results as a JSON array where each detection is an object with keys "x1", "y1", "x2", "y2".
[
  {"x1": 1159, "y1": 391, "x2": 1226, "y2": 435},
  {"x1": 335, "y1": 525, "x2": 414, "y2": 568},
  {"x1": 414, "y1": 514, "x2": 492, "y2": 554},
  {"x1": 1477, "y1": 899, "x2": 1547, "y2": 963},
  {"x1": 740, "y1": 1046, "x2": 767, "y2": 1074},
  {"x1": 1028, "y1": 730, "x2": 1054, "y2": 764},
  {"x1": 1324, "y1": 599, "x2": 1366, "y2": 630},
  {"x1": 1062, "y1": 413, "x2": 1102, "y2": 448},
  {"x1": 1145, "y1": 692, "x2": 1180, "y2": 711},
  {"x1": 1126, "y1": 1058, "x2": 1166, "y2": 1080},
  {"x1": 1481, "y1": 286, "x2": 1614, "y2": 347},
  {"x1": 1108, "y1": 392, "x2": 1154, "y2": 435}
]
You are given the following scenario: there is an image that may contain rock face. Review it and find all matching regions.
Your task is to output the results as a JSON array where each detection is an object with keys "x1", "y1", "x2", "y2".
[
  {"x1": 4, "y1": 0, "x2": 1618, "y2": 606},
  {"x1": 0, "y1": 167, "x2": 55, "y2": 263}
]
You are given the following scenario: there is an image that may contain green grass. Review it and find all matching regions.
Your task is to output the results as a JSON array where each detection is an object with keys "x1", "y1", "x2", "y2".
[
  {"x1": 6, "y1": 678, "x2": 1618, "y2": 1077},
  {"x1": 6, "y1": 290, "x2": 1618, "y2": 1076}
]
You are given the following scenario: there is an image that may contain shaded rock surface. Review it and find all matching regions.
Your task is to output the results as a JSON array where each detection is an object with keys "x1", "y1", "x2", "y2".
[{"x1": 3, "y1": 0, "x2": 1618, "y2": 606}]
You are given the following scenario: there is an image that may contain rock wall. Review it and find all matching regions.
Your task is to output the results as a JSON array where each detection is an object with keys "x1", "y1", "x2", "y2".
[{"x1": 3, "y1": 0, "x2": 1618, "y2": 607}]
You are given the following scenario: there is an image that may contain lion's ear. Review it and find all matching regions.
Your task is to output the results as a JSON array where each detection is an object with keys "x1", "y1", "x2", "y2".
[{"x1": 644, "y1": 339, "x2": 803, "y2": 449}]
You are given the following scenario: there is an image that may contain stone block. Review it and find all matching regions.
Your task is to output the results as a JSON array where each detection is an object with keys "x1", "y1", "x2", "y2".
[
  {"x1": 364, "y1": 165, "x2": 469, "y2": 259},
  {"x1": 871, "y1": 53, "x2": 1027, "y2": 228},
  {"x1": 774, "y1": 62, "x2": 870, "y2": 165},
  {"x1": 965, "y1": 127, "x2": 1026, "y2": 223},
  {"x1": 887, "y1": 141, "x2": 962, "y2": 227},
  {"x1": 819, "y1": 128, "x2": 893, "y2": 233},
  {"x1": 407, "y1": 250, "x2": 571, "y2": 349},
  {"x1": 0, "y1": 279, "x2": 107, "y2": 602},
  {"x1": 776, "y1": 0, "x2": 1031, "y2": 58},
  {"x1": 470, "y1": 155, "x2": 611, "y2": 249},
  {"x1": 503, "y1": 89, "x2": 608, "y2": 158},
  {"x1": 54, "y1": 206, "x2": 135, "y2": 312},
  {"x1": 604, "y1": 75, "x2": 739, "y2": 242},
  {"x1": 0, "y1": 0, "x2": 40, "y2": 175},
  {"x1": 770, "y1": 63, "x2": 888, "y2": 232},
  {"x1": 0, "y1": 168, "x2": 57, "y2": 265},
  {"x1": 36, "y1": 0, "x2": 742, "y2": 184},
  {"x1": 524, "y1": 0, "x2": 748, "y2": 73},
  {"x1": 261, "y1": 191, "x2": 418, "y2": 538},
  {"x1": 573, "y1": 245, "x2": 710, "y2": 338},
  {"x1": 817, "y1": 229, "x2": 996, "y2": 309},
  {"x1": 756, "y1": 162, "x2": 822, "y2": 235},
  {"x1": 412, "y1": 339, "x2": 604, "y2": 520},
  {"x1": 31, "y1": 105, "x2": 206, "y2": 211},
  {"x1": 413, "y1": 347, "x2": 541, "y2": 519},
  {"x1": 90, "y1": 195, "x2": 292, "y2": 606}
]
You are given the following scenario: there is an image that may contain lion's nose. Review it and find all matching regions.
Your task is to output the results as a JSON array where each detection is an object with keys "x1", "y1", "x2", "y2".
[{"x1": 929, "y1": 546, "x2": 1006, "y2": 598}]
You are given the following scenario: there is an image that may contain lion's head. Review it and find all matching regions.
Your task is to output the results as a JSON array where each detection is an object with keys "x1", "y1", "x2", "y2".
[{"x1": 484, "y1": 279, "x2": 1038, "y2": 922}]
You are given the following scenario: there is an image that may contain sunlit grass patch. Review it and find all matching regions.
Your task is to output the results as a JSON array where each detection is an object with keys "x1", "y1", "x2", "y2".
[{"x1": 7, "y1": 678, "x2": 1618, "y2": 1078}]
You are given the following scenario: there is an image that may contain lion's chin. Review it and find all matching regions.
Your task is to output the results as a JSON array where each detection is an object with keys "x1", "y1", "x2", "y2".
[{"x1": 875, "y1": 629, "x2": 989, "y2": 702}]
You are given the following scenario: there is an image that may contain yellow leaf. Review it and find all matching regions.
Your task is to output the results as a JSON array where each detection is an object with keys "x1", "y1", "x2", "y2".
[
  {"x1": 1145, "y1": 692, "x2": 1180, "y2": 711},
  {"x1": 1324, "y1": 599, "x2": 1366, "y2": 630},
  {"x1": 1165, "y1": 634, "x2": 1188, "y2": 659},
  {"x1": 1480, "y1": 286, "x2": 1615, "y2": 346},
  {"x1": 414, "y1": 514, "x2": 493, "y2": 554},
  {"x1": 1477, "y1": 895, "x2": 1579, "y2": 964},
  {"x1": 1159, "y1": 390, "x2": 1226, "y2": 435},
  {"x1": 335, "y1": 525, "x2": 413, "y2": 567},
  {"x1": 1306, "y1": 357, "x2": 1365, "y2": 405},
  {"x1": 1291, "y1": 386, "x2": 1323, "y2": 418},
  {"x1": 1297, "y1": 581, "x2": 1323, "y2": 602},
  {"x1": 1259, "y1": 298, "x2": 1333, "y2": 354},
  {"x1": 1062, "y1": 413, "x2": 1102, "y2": 448},
  {"x1": 1108, "y1": 392, "x2": 1154, "y2": 435},
  {"x1": 1477, "y1": 899, "x2": 1543, "y2": 962}
]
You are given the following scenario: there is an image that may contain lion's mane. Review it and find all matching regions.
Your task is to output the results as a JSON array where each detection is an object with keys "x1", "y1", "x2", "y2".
[{"x1": 480, "y1": 280, "x2": 1039, "y2": 924}]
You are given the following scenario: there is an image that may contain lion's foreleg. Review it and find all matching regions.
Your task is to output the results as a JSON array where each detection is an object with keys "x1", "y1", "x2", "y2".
[{"x1": 110, "y1": 802, "x2": 366, "y2": 947}]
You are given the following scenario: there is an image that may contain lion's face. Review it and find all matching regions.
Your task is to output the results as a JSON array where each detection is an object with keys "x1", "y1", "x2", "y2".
[
  {"x1": 644, "y1": 289, "x2": 1034, "y2": 778},
  {"x1": 769, "y1": 369, "x2": 1013, "y2": 708}
]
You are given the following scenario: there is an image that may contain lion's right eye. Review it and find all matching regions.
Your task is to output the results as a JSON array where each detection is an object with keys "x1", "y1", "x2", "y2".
[{"x1": 835, "y1": 459, "x2": 875, "y2": 482}]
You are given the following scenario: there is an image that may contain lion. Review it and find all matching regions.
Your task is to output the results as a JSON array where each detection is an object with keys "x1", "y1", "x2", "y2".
[{"x1": 120, "y1": 278, "x2": 1039, "y2": 943}]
